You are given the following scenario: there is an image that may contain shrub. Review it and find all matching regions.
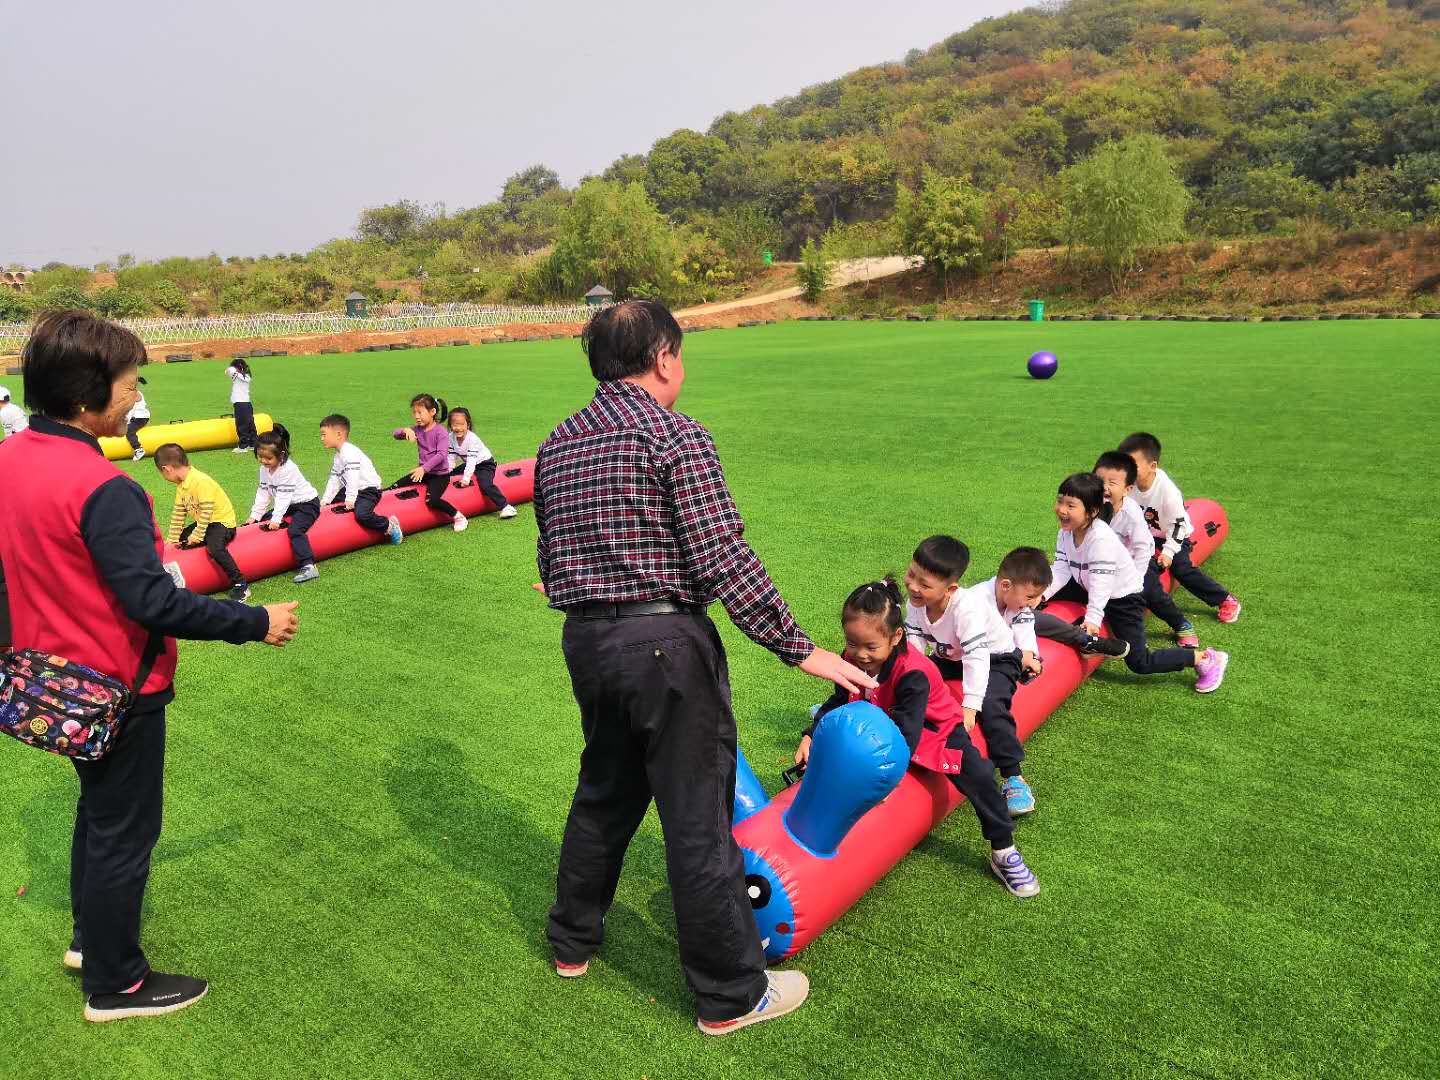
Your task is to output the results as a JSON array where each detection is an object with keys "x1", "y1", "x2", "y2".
[{"x1": 795, "y1": 240, "x2": 832, "y2": 301}]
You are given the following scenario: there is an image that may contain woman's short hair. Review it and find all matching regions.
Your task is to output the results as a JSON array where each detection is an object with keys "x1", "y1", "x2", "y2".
[{"x1": 22, "y1": 310, "x2": 146, "y2": 419}]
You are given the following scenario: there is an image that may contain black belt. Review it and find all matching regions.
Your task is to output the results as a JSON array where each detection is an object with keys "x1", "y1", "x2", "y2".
[{"x1": 565, "y1": 599, "x2": 703, "y2": 620}]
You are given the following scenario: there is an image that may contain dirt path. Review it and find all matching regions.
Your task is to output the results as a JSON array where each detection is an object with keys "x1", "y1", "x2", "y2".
[{"x1": 675, "y1": 256, "x2": 919, "y2": 317}]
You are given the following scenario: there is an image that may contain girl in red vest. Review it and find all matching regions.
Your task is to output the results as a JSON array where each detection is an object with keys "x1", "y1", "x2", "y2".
[{"x1": 795, "y1": 577, "x2": 1039, "y2": 897}]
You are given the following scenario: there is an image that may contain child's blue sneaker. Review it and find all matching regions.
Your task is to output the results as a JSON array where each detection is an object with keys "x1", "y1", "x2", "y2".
[
  {"x1": 1002, "y1": 776, "x2": 1036, "y2": 817},
  {"x1": 989, "y1": 847, "x2": 1040, "y2": 897},
  {"x1": 386, "y1": 515, "x2": 404, "y2": 545}
]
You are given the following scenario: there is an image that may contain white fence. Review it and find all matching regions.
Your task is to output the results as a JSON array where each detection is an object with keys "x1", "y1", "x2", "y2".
[{"x1": 0, "y1": 303, "x2": 597, "y2": 353}]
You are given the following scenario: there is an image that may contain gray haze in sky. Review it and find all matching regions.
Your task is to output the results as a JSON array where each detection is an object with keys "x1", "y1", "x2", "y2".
[{"x1": 3, "y1": 0, "x2": 1025, "y2": 266}]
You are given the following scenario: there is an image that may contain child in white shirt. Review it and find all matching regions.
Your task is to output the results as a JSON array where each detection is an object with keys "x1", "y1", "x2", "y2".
[
  {"x1": 319, "y1": 414, "x2": 402, "y2": 545},
  {"x1": 1119, "y1": 432, "x2": 1241, "y2": 640},
  {"x1": 0, "y1": 386, "x2": 28, "y2": 438},
  {"x1": 124, "y1": 378, "x2": 151, "y2": 461},
  {"x1": 447, "y1": 407, "x2": 517, "y2": 520},
  {"x1": 226, "y1": 358, "x2": 257, "y2": 452},
  {"x1": 902, "y1": 535, "x2": 1037, "y2": 816},
  {"x1": 1038, "y1": 472, "x2": 1228, "y2": 692},
  {"x1": 247, "y1": 428, "x2": 323, "y2": 583}
]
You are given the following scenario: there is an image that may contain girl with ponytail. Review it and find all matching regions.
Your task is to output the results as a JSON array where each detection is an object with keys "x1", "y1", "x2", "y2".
[
  {"x1": 793, "y1": 574, "x2": 1040, "y2": 898},
  {"x1": 393, "y1": 393, "x2": 466, "y2": 532}
]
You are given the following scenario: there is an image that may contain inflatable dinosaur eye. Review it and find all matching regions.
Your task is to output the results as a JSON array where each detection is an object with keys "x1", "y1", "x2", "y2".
[{"x1": 744, "y1": 874, "x2": 771, "y2": 909}]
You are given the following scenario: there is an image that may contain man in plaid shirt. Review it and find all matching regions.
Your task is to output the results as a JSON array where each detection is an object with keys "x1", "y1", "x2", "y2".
[{"x1": 537, "y1": 300, "x2": 873, "y2": 1035}]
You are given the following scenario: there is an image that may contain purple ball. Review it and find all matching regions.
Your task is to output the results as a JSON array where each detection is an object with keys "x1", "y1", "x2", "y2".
[{"x1": 1027, "y1": 351, "x2": 1058, "y2": 379}]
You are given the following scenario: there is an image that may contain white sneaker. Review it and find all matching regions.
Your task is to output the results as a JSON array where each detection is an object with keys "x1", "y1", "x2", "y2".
[
  {"x1": 130, "y1": 448, "x2": 146, "y2": 461},
  {"x1": 696, "y1": 970, "x2": 809, "y2": 1035},
  {"x1": 453, "y1": 512, "x2": 468, "y2": 533},
  {"x1": 498, "y1": 504, "x2": 518, "y2": 519},
  {"x1": 231, "y1": 446, "x2": 249, "y2": 454}
]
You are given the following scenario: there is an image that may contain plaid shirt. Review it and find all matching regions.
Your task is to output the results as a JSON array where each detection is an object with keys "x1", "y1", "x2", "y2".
[{"x1": 535, "y1": 380, "x2": 815, "y2": 665}]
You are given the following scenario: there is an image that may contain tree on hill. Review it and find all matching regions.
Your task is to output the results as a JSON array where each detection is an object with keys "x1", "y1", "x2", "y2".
[
  {"x1": 1063, "y1": 133, "x2": 1190, "y2": 280},
  {"x1": 895, "y1": 172, "x2": 992, "y2": 291},
  {"x1": 542, "y1": 180, "x2": 677, "y2": 301}
]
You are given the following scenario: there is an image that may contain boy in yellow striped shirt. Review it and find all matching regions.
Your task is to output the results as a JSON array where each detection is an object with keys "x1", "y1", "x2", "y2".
[{"x1": 155, "y1": 443, "x2": 251, "y2": 601}]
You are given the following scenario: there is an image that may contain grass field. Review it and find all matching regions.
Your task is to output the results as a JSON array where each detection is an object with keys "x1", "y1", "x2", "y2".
[{"x1": 3, "y1": 321, "x2": 1438, "y2": 1080}]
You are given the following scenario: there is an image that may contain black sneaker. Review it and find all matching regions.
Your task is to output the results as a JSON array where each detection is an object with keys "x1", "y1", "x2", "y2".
[
  {"x1": 229, "y1": 584, "x2": 251, "y2": 602},
  {"x1": 84, "y1": 972, "x2": 209, "y2": 1023},
  {"x1": 1082, "y1": 634, "x2": 1131, "y2": 659}
]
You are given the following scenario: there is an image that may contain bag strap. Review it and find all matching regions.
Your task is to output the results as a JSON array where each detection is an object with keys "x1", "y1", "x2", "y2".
[{"x1": 131, "y1": 633, "x2": 165, "y2": 697}]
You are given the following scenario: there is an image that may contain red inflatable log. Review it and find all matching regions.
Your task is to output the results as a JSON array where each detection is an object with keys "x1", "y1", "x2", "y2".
[
  {"x1": 736, "y1": 499, "x2": 1230, "y2": 962},
  {"x1": 163, "y1": 458, "x2": 535, "y2": 593}
]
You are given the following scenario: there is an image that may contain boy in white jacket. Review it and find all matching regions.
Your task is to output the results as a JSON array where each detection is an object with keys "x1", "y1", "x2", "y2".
[
  {"x1": 1119, "y1": 433, "x2": 1242, "y2": 639},
  {"x1": 320, "y1": 414, "x2": 403, "y2": 545}
]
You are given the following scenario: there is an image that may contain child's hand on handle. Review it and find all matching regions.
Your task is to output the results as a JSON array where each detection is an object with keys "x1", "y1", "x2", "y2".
[
  {"x1": 261, "y1": 521, "x2": 283, "y2": 532},
  {"x1": 1021, "y1": 651, "x2": 1042, "y2": 677},
  {"x1": 263, "y1": 601, "x2": 299, "y2": 647},
  {"x1": 794, "y1": 735, "x2": 812, "y2": 766},
  {"x1": 1083, "y1": 622, "x2": 1102, "y2": 638},
  {"x1": 344, "y1": 501, "x2": 355, "y2": 511},
  {"x1": 457, "y1": 477, "x2": 472, "y2": 487},
  {"x1": 1156, "y1": 552, "x2": 1172, "y2": 569},
  {"x1": 408, "y1": 467, "x2": 425, "y2": 483},
  {"x1": 798, "y1": 647, "x2": 876, "y2": 694}
]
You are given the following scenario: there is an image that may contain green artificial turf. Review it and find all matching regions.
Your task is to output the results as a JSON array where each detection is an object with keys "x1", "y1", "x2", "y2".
[{"x1": 3, "y1": 322, "x2": 1438, "y2": 1079}]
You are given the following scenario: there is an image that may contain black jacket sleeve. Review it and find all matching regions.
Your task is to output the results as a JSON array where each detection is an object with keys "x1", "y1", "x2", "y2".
[
  {"x1": 81, "y1": 475, "x2": 269, "y2": 644},
  {"x1": 801, "y1": 683, "x2": 851, "y2": 738},
  {"x1": 888, "y1": 671, "x2": 931, "y2": 755}
]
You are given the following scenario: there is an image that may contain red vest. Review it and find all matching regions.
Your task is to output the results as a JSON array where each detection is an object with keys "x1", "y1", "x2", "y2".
[
  {"x1": 0, "y1": 427, "x2": 178, "y2": 695},
  {"x1": 845, "y1": 641, "x2": 970, "y2": 775}
]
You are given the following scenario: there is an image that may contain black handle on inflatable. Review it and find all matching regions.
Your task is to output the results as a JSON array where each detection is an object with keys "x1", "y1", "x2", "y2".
[
  {"x1": 781, "y1": 762, "x2": 806, "y2": 787},
  {"x1": 1205, "y1": 520, "x2": 1220, "y2": 536},
  {"x1": 393, "y1": 489, "x2": 421, "y2": 501},
  {"x1": 504, "y1": 467, "x2": 522, "y2": 477}
]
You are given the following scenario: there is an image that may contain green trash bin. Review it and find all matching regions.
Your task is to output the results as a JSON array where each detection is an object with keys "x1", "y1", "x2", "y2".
[
  {"x1": 762, "y1": 250, "x2": 774, "y2": 267},
  {"x1": 1028, "y1": 300, "x2": 1045, "y2": 322}
]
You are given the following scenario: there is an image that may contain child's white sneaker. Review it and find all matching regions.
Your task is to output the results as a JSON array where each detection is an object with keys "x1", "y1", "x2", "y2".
[
  {"x1": 499, "y1": 504, "x2": 518, "y2": 519},
  {"x1": 292, "y1": 564, "x2": 320, "y2": 584},
  {"x1": 130, "y1": 448, "x2": 145, "y2": 461},
  {"x1": 453, "y1": 512, "x2": 468, "y2": 533}
]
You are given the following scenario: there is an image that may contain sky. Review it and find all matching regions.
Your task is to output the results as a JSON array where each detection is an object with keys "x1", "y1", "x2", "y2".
[{"x1": 2, "y1": 0, "x2": 1027, "y2": 267}]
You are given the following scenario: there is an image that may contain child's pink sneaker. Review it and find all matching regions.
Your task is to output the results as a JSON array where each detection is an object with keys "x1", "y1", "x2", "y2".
[
  {"x1": 1195, "y1": 649, "x2": 1230, "y2": 693},
  {"x1": 1217, "y1": 595, "x2": 1242, "y2": 624}
]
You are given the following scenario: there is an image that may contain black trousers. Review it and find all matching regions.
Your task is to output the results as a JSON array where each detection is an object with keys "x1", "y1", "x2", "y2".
[
  {"x1": 180, "y1": 522, "x2": 245, "y2": 588},
  {"x1": 1041, "y1": 580, "x2": 1193, "y2": 675},
  {"x1": 549, "y1": 610, "x2": 768, "y2": 1023},
  {"x1": 939, "y1": 650, "x2": 1026, "y2": 778},
  {"x1": 283, "y1": 499, "x2": 321, "y2": 565},
  {"x1": 422, "y1": 473, "x2": 459, "y2": 518},
  {"x1": 125, "y1": 417, "x2": 149, "y2": 452},
  {"x1": 1164, "y1": 539, "x2": 1229, "y2": 608},
  {"x1": 233, "y1": 402, "x2": 257, "y2": 448},
  {"x1": 941, "y1": 723, "x2": 1015, "y2": 850},
  {"x1": 353, "y1": 487, "x2": 390, "y2": 533},
  {"x1": 1141, "y1": 562, "x2": 1190, "y2": 632},
  {"x1": 451, "y1": 460, "x2": 511, "y2": 510},
  {"x1": 71, "y1": 696, "x2": 167, "y2": 995}
]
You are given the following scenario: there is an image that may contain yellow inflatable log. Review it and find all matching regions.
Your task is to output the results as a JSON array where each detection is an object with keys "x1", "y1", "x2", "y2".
[{"x1": 102, "y1": 413, "x2": 275, "y2": 461}]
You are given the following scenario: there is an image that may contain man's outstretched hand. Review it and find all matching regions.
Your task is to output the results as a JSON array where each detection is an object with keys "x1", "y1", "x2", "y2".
[{"x1": 798, "y1": 647, "x2": 876, "y2": 695}]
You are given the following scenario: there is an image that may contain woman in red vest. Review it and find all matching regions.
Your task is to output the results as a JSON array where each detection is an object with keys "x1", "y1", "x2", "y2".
[
  {"x1": 0, "y1": 311, "x2": 300, "y2": 1023},
  {"x1": 794, "y1": 576, "x2": 1040, "y2": 897}
]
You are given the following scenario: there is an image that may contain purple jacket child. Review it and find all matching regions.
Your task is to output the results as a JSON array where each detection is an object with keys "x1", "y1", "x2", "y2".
[{"x1": 393, "y1": 421, "x2": 466, "y2": 529}]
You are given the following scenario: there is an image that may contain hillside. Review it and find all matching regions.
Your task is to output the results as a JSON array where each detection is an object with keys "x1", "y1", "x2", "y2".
[{"x1": 5, "y1": 0, "x2": 1439, "y2": 319}]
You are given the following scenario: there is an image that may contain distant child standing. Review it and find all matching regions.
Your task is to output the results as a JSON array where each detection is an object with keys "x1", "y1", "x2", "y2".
[
  {"x1": 902, "y1": 536, "x2": 1039, "y2": 817},
  {"x1": 448, "y1": 406, "x2": 517, "y2": 520},
  {"x1": 796, "y1": 577, "x2": 1039, "y2": 896},
  {"x1": 1040, "y1": 472, "x2": 1229, "y2": 691},
  {"x1": 226, "y1": 358, "x2": 257, "y2": 452},
  {"x1": 155, "y1": 442, "x2": 250, "y2": 601},
  {"x1": 124, "y1": 377, "x2": 151, "y2": 461},
  {"x1": 394, "y1": 393, "x2": 467, "y2": 532},
  {"x1": 319, "y1": 414, "x2": 403, "y2": 545},
  {"x1": 247, "y1": 429, "x2": 323, "y2": 583},
  {"x1": 0, "y1": 385, "x2": 28, "y2": 438},
  {"x1": 1119, "y1": 432, "x2": 1241, "y2": 640}
]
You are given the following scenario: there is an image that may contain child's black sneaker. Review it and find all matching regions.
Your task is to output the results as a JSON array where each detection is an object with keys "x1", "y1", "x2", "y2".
[
  {"x1": 1081, "y1": 634, "x2": 1130, "y2": 659},
  {"x1": 228, "y1": 584, "x2": 251, "y2": 602},
  {"x1": 84, "y1": 972, "x2": 209, "y2": 1023}
]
